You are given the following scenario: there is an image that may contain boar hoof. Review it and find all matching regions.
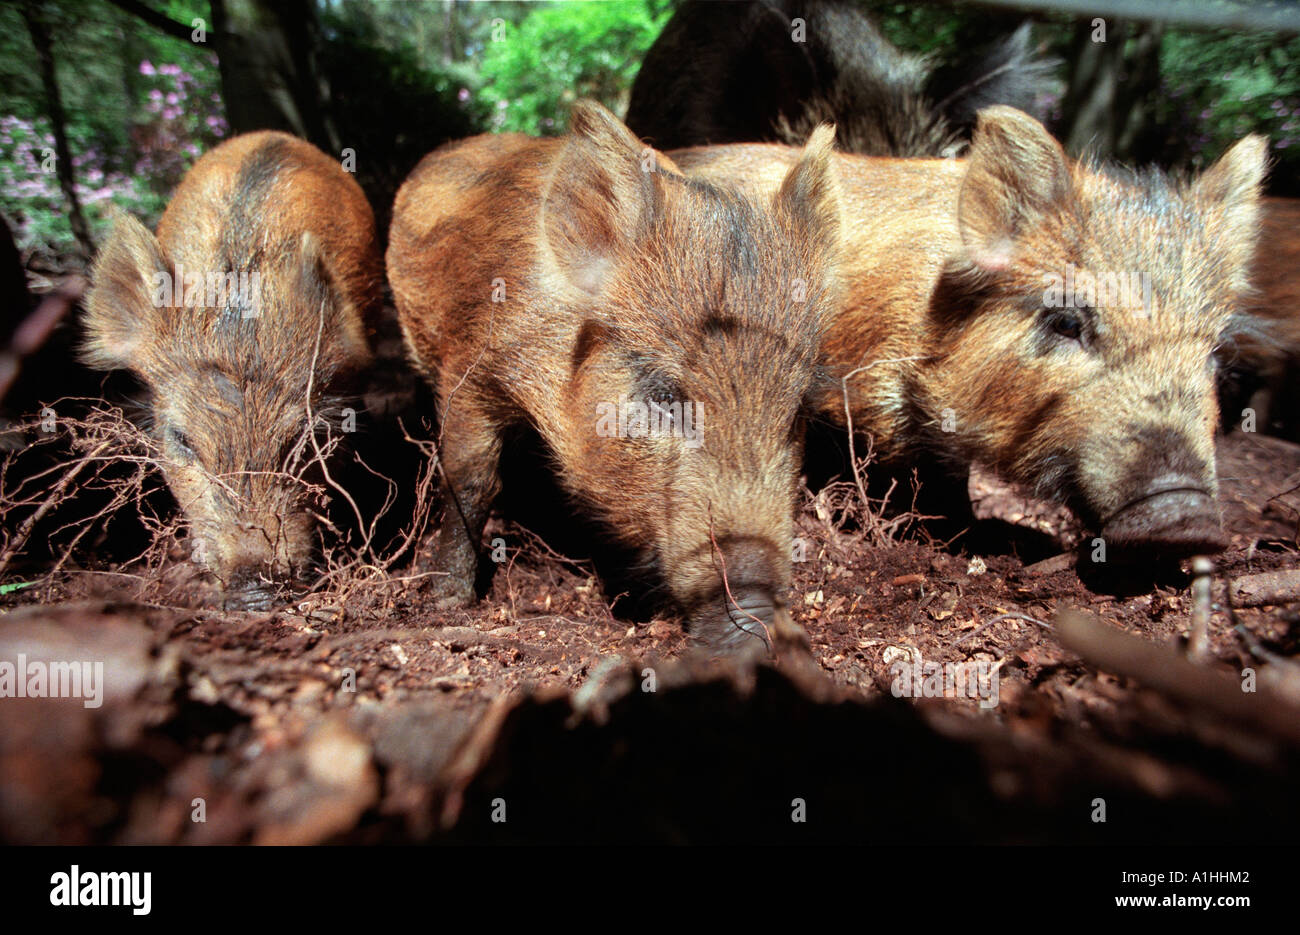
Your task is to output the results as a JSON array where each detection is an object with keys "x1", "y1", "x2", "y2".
[
  {"x1": 223, "y1": 590, "x2": 276, "y2": 612},
  {"x1": 771, "y1": 605, "x2": 811, "y2": 651}
]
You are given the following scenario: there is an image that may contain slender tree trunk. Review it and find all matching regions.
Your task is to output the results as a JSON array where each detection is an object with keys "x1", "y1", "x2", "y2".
[
  {"x1": 1114, "y1": 22, "x2": 1164, "y2": 165},
  {"x1": 443, "y1": 0, "x2": 455, "y2": 65},
  {"x1": 21, "y1": 2, "x2": 94, "y2": 259},
  {"x1": 118, "y1": 20, "x2": 142, "y2": 173}
]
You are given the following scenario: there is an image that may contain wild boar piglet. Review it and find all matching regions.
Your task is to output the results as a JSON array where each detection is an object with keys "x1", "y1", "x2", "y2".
[
  {"x1": 84, "y1": 131, "x2": 382, "y2": 609},
  {"x1": 389, "y1": 101, "x2": 841, "y2": 653},
  {"x1": 674, "y1": 106, "x2": 1268, "y2": 556}
]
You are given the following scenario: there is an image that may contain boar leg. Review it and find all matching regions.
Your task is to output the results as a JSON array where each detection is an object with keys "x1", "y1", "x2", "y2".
[
  {"x1": 431, "y1": 393, "x2": 504, "y2": 609},
  {"x1": 911, "y1": 459, "x2": 976, "y2": 544}
]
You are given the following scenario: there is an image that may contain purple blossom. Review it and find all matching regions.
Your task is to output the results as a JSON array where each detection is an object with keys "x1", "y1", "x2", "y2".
[{"x1": 3, "y1": 54, "x2": 223, "y2": 252}]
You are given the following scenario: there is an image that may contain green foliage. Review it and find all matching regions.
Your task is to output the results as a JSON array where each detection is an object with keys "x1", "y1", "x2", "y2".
[
  {"x1": 0, "y1": 0, "x2": 223, "y2": 254},
  {"x1": 861, "y1": 1, "x2": 965, "y2": 56},
  {"x1": 1159, "y1": 30, "x2": 1300, "y2": 181},
  {"x1": 479, "y1": 0, "x2": 670, "y2": 134},
  {"x1": 4, "y1": 0, "x2": 1300, "y2": 258}
]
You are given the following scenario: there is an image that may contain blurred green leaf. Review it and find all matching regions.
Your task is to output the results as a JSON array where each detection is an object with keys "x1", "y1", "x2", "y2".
[{"x1": 479, "y1": 0, "x2": 670, "y2": 135}]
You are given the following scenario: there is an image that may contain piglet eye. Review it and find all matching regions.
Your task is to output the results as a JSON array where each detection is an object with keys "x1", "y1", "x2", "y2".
[
  {"x1": 1045, "y1": 309, "x2": 1083, "y2": 342},
  {"x1": 650, "y1": 400, "x2": 675, "y2": 424},
  {"x1": 168, "y1": 426, "x2": 196, "y2": 458}
]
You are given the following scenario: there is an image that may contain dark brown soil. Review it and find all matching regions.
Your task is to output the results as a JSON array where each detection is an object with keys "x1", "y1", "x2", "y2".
[{"x1": 3, "y1": 388, "x2": 1300, "y2": 842}]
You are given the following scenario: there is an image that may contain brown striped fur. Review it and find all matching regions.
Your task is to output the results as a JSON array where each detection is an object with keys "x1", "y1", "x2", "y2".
[
  {"x1": 673, "y1": 107, "x2": 1267, "y2": 553},
  {"x1": 83, "y1": 131, "x2": 382, "y2": 608},
  {"x1": 388, "y1": 102, "x2": 839, "y2": 652}
]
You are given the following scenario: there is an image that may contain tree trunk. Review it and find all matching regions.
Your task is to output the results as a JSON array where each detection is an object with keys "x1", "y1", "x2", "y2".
[
  {"x1": 107, "y1": 0, "x2": 339, "y2": 154},
  {"x1": 117, "y1": 20, "x2": 142, "y2": 173},
  {"x1": 443, "y1": 0, "x2": 455, "y2": 65},
  {"x1": 21, "y1": 2, "x2": 95, "y2": 260},
  {"x1": 1058, "y1": 17, "x2": 1165, "y2": 165},
  {"x1": 208, "y1": 0, "x2": 339, "y2": 154}
]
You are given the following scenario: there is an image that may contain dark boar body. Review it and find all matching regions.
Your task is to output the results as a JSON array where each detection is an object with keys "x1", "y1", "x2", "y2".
[
  {"x1": 674, "y1": 107, "x2": 1267, "y2": 557},
  {"x1": 388, "y1": 102, "x2": 840, "y2": 653},
  {"x1": 84, "y1": 131, "x2": 382, "y2": 609},
  {"x1": 627, "y1": 0, "x2": 1053, "y2": 157}
]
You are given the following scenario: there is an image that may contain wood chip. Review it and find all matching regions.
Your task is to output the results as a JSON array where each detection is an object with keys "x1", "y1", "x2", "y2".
[{"x1": 1229, "y1": 569, "x2": 1300, "y2": 607}]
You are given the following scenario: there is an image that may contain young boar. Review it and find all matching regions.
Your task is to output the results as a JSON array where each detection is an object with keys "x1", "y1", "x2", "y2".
[
  {"x1": 387, "y1": 101, "x2": 839, "y2": 653},
  {"x1": 1222, "y1": 197, "x2": 1300, "y2": 435},
  {"x1": 83, "y1": 131, "x2": 382, "y2": 609},
  {"x1": 673, "y1": 107, "x2": 1267, "y2": 556},
  {"x1": 626, "y1": 0, "x2": 1053, "y2": 157}
]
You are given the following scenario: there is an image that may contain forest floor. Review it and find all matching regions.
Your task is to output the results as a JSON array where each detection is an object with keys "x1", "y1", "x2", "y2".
[
  {"x1": 3, "y1": 417, "x2": 1300, "y2": 843},
  {"x1": 4, "y1": 295, "x2": 1300, "y2": 843}
]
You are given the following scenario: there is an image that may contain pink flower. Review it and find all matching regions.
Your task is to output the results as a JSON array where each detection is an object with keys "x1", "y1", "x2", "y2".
[{"x1": 139, "y1": 60, "x2": 155, "y2": 76}]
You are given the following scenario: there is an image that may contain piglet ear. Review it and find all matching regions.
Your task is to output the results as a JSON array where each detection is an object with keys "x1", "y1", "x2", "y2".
[
  {"x1": 1193, "y1": 135, "x2": 1267, "y2": 285},
  {"x1": 541, "y1": 100, "x2": 661, "y2": 296},
  {"x1": 957, "y1": 106, "x2": 1071, "y2": 272},
  {"x1": 82, "y1": 210, "x2": 171, "y2": 372},
  {"x1": 773, "y1": 122, "x2": 840, "y2": 260},
  {"x1": 292, "y1": 231, "x2": 372, "y2": 372}
]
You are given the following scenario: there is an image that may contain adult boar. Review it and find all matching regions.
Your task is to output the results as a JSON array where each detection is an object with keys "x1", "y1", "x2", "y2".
[{"x1": 627, "y1": 0, "x2": 1053, "y2": 157}]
